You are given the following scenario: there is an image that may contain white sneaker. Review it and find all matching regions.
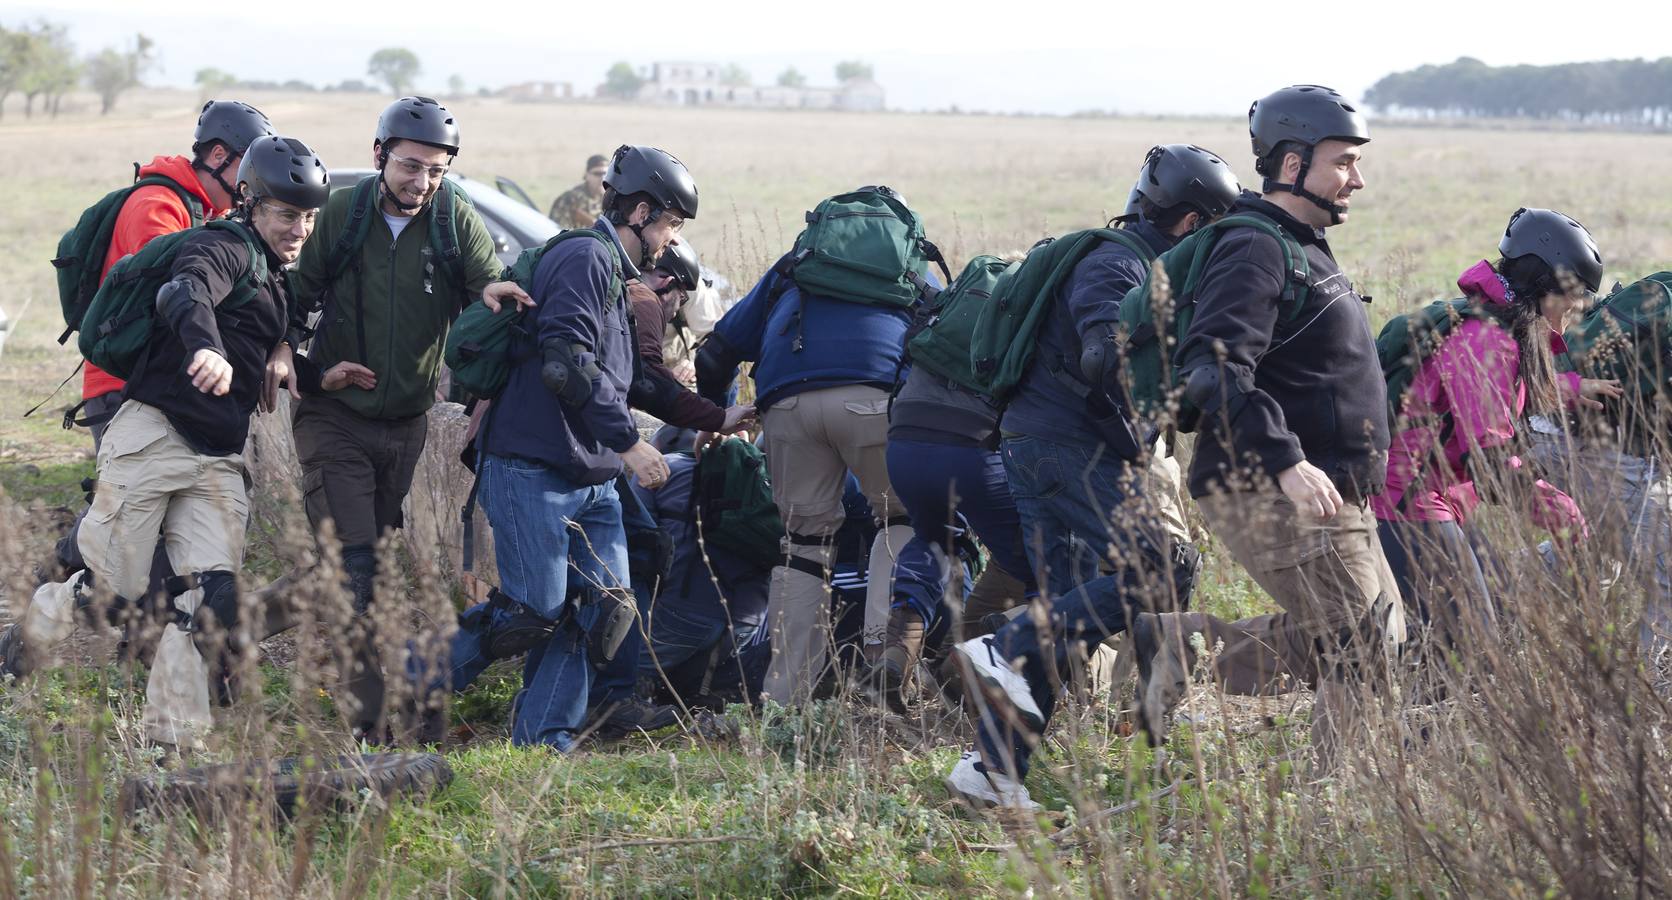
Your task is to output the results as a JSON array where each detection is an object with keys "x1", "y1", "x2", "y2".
[
  {"x1": 944, "y1": 751, "x2": 1040, "y2": 812},
  {"x1": 953, "y1": 636, "x2": 1043, "y2": 731}
]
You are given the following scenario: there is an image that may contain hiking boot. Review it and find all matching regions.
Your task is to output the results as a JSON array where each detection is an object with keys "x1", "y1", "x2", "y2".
[
  {"x1": 1132, "y1": 612, "x2": 1197, "y2": 747},
  {"x1": 589, "y1": 697, "x2": 680, "y2": 740},
  {"x1": 944, "y1": 750, "x2": 1039, "y2": 812},
  {"x1": 0, "y1": 624, "x2": 28, "y2": 680},
  {"x1": 878, "y1": 606, "x2": 926, "y2": 714},
  {"x1": 952, "y1": 636, "x2": 1043, "y2": 733}
]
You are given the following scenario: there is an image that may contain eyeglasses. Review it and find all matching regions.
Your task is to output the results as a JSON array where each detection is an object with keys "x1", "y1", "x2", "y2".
[
  {"x1": 662, "y1": 216, "x2": 686, "y2": 234},
  {"x1": 260, "y1": 202, "x2": 318, "y2": 228},
  {"x1": 388, "y1": 153, "x2": 451, "y2": 182},
  {"x1": 587, "y1": 169, "x2": 608, "y2": 178}
]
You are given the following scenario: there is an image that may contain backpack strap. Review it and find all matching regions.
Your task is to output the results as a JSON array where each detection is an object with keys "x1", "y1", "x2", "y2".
[
  {"x1": 202, "y1": 218, "x2": 268, "y2": 313},
  {"x1": 134, "y1": 174, "x2": 207, "y2": 229},
  {"x1": 1208, "y1": 213, "x2": 1312, "y2": 318},
  {"x1": 325, "y1": 176, "x2": 379, "y2": 283},
  {"x1": 764, "y1": 251, "x2": 811, "y2": 352},
  {"x1": 427, "y1": 181, "x2": 468, "y2": 296},
  {"x1": 312, "y1": 176, "x2": 379, "y2": 360}
]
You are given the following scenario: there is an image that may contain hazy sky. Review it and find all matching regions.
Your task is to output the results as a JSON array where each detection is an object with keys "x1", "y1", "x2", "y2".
[{"x1": 10, "y1": 0, "x2": 1667, "y2": 115}]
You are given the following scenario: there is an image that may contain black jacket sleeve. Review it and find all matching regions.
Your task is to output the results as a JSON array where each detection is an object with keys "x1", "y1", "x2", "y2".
[
  {"x1": 161, "y1": 230, "x2": 252, "y2": 358},
  {"x1": 1175, "y1": 229, "x2": 1306, "y2": 478}
]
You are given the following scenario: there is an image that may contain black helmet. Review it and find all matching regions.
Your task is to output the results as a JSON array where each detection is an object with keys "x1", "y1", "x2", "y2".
[
  {"x1": 1249, "y1": 85, "x2": 1370, "y2": 168},
  {"x1": 375, "y1": 96, "x2": 460, "y2": 156},
  {"x1": 655, "y1": 239, "x2": 702, "y2": 291},
  {"x1": 1248, "y1": 85, "x2": 1369, "y2": 223},
  {"x1": 194, "y1": 100, "x2": 275, "y2": 156},
  {"x1": 1121, "y1": 144, "x2": 1242, "y2": 222},
  {"x1": 1500, "y1": 207, "x2": 1603, "y2": 293},
  {"x1": 605, "y1": 145, "x2": 698, "y2": 219},
  {"x1": 238, "y1": 136, "x2": 330, "y2": 210}
]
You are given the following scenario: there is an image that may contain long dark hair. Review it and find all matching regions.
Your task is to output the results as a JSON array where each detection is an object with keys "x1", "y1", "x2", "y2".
[{"x1": 1486, "y1": 254, "x2": 1565, "y2": 415}]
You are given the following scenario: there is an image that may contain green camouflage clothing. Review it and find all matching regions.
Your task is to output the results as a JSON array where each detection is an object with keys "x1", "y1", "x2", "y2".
[{"x1": 549, "y1": 182, "x2": 604, "y2": 230}]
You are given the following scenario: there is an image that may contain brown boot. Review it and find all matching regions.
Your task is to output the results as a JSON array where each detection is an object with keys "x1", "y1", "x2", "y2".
[{"x1": 877, "y1": 606, "x2": 925, "y2": 714}]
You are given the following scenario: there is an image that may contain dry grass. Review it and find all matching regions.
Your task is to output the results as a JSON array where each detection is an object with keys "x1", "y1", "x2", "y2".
[{"x1": 0, "y1": 88, "x2": 1670, "y2": 896}]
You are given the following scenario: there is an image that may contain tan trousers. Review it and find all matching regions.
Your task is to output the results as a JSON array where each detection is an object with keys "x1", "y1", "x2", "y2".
[
  {"x1": 1173, "y1": 491, "x2": 1404, "y2": 767},
  {"x1": 759, "y1": 384, "x2": 907, "y2": 705},
  {"x1": 23, "y1": 401, "x2": 247, "y2": 749}
]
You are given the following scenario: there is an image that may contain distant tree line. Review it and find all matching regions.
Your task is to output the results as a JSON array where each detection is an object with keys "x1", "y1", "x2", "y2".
[
  {"x1": 1366, "y1": 56, "x2": 1672, "y2": 129},
  {"x1": 599, "y1": 60, "x2": 875, "y2": 100}
]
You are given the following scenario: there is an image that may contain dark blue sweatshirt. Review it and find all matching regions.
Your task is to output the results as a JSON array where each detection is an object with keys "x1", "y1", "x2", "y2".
[
  {"x1": 481, "y1": 219, "x2": 642, "y2": 485},
  {"x1": 1000, "y1": 219, "x2": 1176, "y2": 447},
  {"x1": 697, "y1": 257, "x2": 913, "y2": 410}
]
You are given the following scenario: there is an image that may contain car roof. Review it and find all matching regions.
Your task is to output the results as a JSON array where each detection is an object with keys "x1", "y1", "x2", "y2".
[{"x1": 327, "y1": 168, "x2": 559, "y2": 243}]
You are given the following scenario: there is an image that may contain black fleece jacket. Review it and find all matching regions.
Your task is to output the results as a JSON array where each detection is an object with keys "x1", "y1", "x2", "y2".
[
  {"x1": 125, "y1": 223, "x2": 290, "y2": 456},
  {"x1": 1178, "y1": 193, "x2": 1389, "y2": 499}
]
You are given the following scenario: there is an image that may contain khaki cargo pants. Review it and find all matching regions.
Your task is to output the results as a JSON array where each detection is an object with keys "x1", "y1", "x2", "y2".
[
  {"x1": 22, "y1": 401, "x2": 248, "y2": 749},
  {"x1": 760, "y1": 384, "x2": 912, "y2": 705},
  {"x1": 1157, "y1": 491, "x2": 1404, "y2": 767}
]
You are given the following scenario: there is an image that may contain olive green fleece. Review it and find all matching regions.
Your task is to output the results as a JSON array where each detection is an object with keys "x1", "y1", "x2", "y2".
[{"x1": 293, "y1": 178, "x2": 500, "y2": 419}]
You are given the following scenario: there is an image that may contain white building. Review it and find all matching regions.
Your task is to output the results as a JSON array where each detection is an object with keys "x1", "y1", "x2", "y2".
[{"x1": 633, "y1": 61, "x2": 885, "y2": 112}]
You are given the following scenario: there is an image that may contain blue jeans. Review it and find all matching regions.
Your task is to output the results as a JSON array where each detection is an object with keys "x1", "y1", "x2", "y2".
[
  {"x1": 435, "y1": 453, "x2": 629, "y2": 751},
  {"x1": 886, "y1": 439, "x2": 1036, "y2": 634},
  {"x1": 978, "y1": 434, "x2": 1191, "y2": 779}
]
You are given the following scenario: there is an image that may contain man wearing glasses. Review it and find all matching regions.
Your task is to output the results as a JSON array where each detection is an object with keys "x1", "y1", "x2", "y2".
[
  {"x1": 4, "y1": 137, "x2": 330, "y2": 754},
  {"x1": 549, "y1": 153, "x2": 609, "y2": 230},
  {"x1": 283, "y1": 96, "x2": 525, "y2": 742}
]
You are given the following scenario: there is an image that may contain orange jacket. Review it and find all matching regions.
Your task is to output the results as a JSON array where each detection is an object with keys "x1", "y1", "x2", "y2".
[{"x1": 83, "y1": 155, "x2": 224, "y2": 400}]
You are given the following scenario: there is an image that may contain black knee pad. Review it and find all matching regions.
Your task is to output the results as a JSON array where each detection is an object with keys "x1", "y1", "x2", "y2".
[
  {"x1": 341, "y1": 545, "x2": 377, "y2": 616},
  {"x1": 163, "y1": 570, "x2": 238, "y2": 633},
  {"x1": 64, "y1": 570, "x2": 136, "y2": 629},
  {"x1": 577, "y1": 585, "x2": 637, "y2": 669},
  {"x1": 1171, "y1": 541, "x2": 1203, "y2": 610},
  {"x1": 195, "y1": 570, "x2": 240, "y2": 635},
  {"x1": 478, "y1": 588, "x2": 558, "y2": 660}
]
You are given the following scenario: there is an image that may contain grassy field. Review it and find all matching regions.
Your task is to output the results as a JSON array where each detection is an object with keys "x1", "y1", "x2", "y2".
[{"x1": 1, "y1": 89, "x2": 1671, "y2": 896}]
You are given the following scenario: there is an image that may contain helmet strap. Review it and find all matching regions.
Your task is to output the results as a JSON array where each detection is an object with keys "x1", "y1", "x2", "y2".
[
  {"x1": 377, "y1": 163, "x2": 424, "y2": 213},
  {"x1": 192, "y1": 151, "x2": 241, "y2": 207},
  {"x1": 1260, "y1": 145, "x2": 1347, "y2": 225},
  {"x1": 625, "y1": 204, "x2": 664, "y2": 269},
  {"x1": 628, "y1": 222, "x2": 656, "y2": 269}
]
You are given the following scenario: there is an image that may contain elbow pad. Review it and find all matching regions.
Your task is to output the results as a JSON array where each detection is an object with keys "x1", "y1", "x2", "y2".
[
  {"x1": 1182, "y1": 362, "x2": 1256, "y2": 419},
  {"x1": 540, "y1": 338, "x2": 600, "y2": 409},
  {"x1": 155, "y1": 276, "x2": 202, "y2": 318},
  {"x1": 1079, "y1": 323, "x2": 1120, "y2": 389},
  {"x1": 628, "y1": 369, "x2": 686, "y2": 418},
  {"x1": 694, "y1": 334, "x2": 739, "y2": 404}
]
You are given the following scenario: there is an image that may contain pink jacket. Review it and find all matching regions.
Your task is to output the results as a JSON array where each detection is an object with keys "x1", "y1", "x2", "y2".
[{"x1": 1371, "y1": 261, "x2": 1586, "y2": 536}]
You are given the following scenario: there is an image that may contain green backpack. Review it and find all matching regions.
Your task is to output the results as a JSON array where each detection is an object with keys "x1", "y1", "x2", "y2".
[
  {"x1": 691, "y1": 437, "x2": 784, "y2": 570},
  {"x1": 1564, "y1": 272, "x2": 1672, "y2": 411},
  {"x1": 52, "y1": 167, "x2": 206, "y2": 344},
  {"x1": 779, "y1": 186, "x2": 951, "y2": 309},
  {"x1": 76, "y1": 219, "x2": 266, "y2": 381},
  {"x1": 1117, "y1": 214, "x2": 1311, "y2": 432},
  {"x1": 968, "y1": 228, "x2": 1154, "y2": 402},
  {"x1": 444, "y1": 228, "x2": 624, "y2": 400},
  {"x1": 1375, "y1": 297, "x2": 1498, "y2": 426},
  {"x1": 903, "y1": 254, "x2": 1017, "y2": 392}
]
